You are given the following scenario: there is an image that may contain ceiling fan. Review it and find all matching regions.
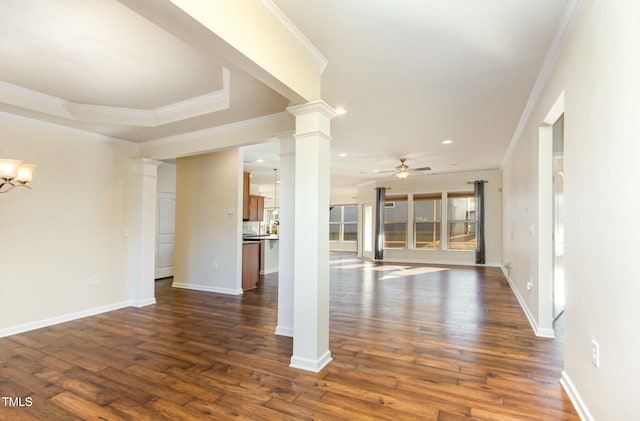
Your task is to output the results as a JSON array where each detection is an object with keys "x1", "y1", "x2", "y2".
[{"x1": 375, "y1": 158, "x2": 431, "y2": 179}]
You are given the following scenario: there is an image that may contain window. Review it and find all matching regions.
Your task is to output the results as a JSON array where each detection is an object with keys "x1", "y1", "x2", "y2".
[
  {"x1": 342, "y1": 205, "x2": 358, "y2": 241},
  {"x1": 329, "y1": 205, "x2": 358, "y2": 242},
  {"x1": 414, "y1": 194, "x2": 441, "y2": 249},
  {"x1": 448, "y1": 193, "x2": 476, "y2": 250},
  {"x1": 383, "y1": 196, "x2": 407, "y2": 248}
]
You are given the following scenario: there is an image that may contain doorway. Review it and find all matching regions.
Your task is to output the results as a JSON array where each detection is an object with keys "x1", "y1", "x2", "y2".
[
  {"x1": 552, "y1": 115, "x2": 565, "y2": 319},
  {"x1": 537, "y1": 91, "x2": 564, "y2": 336}
]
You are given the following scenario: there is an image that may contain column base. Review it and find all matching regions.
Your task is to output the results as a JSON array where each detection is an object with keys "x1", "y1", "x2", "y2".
[
  {"x1": 290, "y1": 350, "x2": 332, "y2": 373},
  {"x1": 275, "y1": 326, "x2": 293, "y2": 337}
]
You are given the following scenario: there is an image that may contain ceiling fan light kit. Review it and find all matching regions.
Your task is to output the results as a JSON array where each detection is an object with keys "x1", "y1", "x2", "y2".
[
  {"x1": 395, "y1": 160, "x2": 411, "y2": 179},
  {"x1": 379, "y1": 158, "x2": 430, "y2": 179}
]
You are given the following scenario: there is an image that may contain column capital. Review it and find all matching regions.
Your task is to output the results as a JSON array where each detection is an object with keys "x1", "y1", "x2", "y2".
[
  {"x1": 132, "y1": 157, "x2": 163, "y2": 167},
  {"x1": 287, "y1": 100, "x2": 338, "y2": 120},
  {"x1": 132, "y1": 158, "x2": 163, "y2": 177}
]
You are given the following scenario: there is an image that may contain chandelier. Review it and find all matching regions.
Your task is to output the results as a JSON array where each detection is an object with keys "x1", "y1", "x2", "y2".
[{"x1": 0, "y1": 159, "x2": 36, "y2": 193}]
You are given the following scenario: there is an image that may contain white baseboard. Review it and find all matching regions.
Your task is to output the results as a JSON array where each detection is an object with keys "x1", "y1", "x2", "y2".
[
  {"x1": 290, "y1": 350, "x2": 332, "y2": 373},
  {"x1": 380, "y1": 257, "x2": 502, "y2": 268},
  {"x1": 275, "y1": 326, "x2": 293, "y2": 337},
  {"x1": 560, "y1": 371, "x2": 594, "y2": 421},
  {"x1": 171, "y1": 282, "x2": 243, "y2": 296},
  {"x1": 132, "y1": 298, "x2": 157, "y2": 308},
  {"x1": 0, "y1": 300, "x2": 133, "y2": 339},
  {"x1": 501, "y1": 267, "x2": 556, "y2": 338}
]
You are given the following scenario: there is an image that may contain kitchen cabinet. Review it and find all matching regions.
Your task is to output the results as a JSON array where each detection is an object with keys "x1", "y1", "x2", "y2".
[
  {"x1": 242, "y1": 242, "x2": 260, "y2": 290},
  {"x1": 242, "y1": 171, "x2": 250, "y2": 221},
  {"x1": 249, "y1": 195, "x2": 264, "y2": 221}
]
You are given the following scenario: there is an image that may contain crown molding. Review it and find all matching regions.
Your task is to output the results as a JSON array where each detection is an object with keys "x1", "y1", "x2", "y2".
[
  {"x1": 141, "y1": 111, "x2": 292, "y2": 147},
  {"x1": 0, "y1": 68, "x2": 231, "y2": 128},
  {"x1": 501, "y1": 0, "x2": 581, "y2": 167},
  {"x1": 287, "y1": 100, "x2": 337, "y2": 119},
  {"x1": 256, "y1": 0, "x2": 328, "y2": 73}
]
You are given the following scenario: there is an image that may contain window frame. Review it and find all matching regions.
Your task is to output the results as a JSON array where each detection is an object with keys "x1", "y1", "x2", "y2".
[
  {"x1": 446, "y1": 192, "x2": 477, "y2": 251},
  {"x1": 413, "y1": 193, "x2": 442, "y2": 250},
  {"x1": 329, "y1": 205, "x2": 358, "y2": 242},
  {"x1": 383, "y1": 195, "x2": 408, "y2": 249}
]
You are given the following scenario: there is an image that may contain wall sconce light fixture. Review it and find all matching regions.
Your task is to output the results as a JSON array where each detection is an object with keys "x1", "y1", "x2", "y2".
[{"x1": 0, "y1": 159, "x2": 36, "y2": 193}]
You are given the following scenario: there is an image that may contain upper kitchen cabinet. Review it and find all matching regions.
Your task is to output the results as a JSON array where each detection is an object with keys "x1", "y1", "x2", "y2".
[
  {"x1": 243, "y1": 171, "x2": 250, "y2": 221},
  {"x1": 243, "y1": 170, "x2": 264, "y2": 221},
  {"x1": 249, "y1": 195, "x2": 264, "y2": 221}
]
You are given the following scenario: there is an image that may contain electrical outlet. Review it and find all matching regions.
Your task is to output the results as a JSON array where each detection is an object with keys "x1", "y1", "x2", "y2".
[
  {"x1": 591, "y1": 340, "x2": 600, "y2": 368},
  {"x1": 91, "y1": 275, "x2": 99, "y2": 285},
  {"x1": 526, "y1": 276, "x2": 532, "y2": 291}
]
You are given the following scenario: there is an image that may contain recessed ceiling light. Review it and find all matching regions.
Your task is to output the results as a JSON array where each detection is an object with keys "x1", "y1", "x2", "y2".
[
  {"x1": 339, "y1": 153, "x2": 347, "y2": 157},
  {"x1": 335, "y1": 108, "x2": 347, "y2": 115},
  {"x1": 442, "y1": 139, "x2": 454, "y2": 145},
  {"x1": 255, "y1": 158, "x2": 264, "y2": 163},
  {"x1": 451, "y1": 162, "x2": 458, "y2": 166}
]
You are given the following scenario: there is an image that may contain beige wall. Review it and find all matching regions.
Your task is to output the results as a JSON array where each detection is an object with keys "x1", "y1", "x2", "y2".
[
  {"x1": 0, "y1": 114, "x2": 139, "y2": 333},
  {"x1": 502, "y1": 0, "x2": 640, "y2": 418},
  {"x1": 357, "y1": 169, "x2": 502, "y2": 266},
  {"x1": 173, "y1": 149, "x2": 243, "y2": 294}
]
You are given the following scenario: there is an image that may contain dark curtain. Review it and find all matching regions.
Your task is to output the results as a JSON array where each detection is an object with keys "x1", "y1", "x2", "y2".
[
  {"x1": 374, "y1": 187, "x2": 385, "y2": 260},
  {"x1": 474, "y1": 180, "x2": 486, "y2": 264}
]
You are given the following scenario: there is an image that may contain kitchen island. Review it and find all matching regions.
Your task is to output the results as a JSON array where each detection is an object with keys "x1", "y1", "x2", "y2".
[
  {"x1": 242, "y1": 241, "x2": 260, "y2": 290},
  {"x1": 242, "y1": 235, "x2": 279, "y2": 276}
]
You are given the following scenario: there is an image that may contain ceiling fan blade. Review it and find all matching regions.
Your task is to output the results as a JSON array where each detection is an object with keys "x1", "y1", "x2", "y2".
[
  {"x1": 373, "y1": 170, "x2": 396, "y2": 174},
  {"x1": 412, "y1": 166, "x2": 431, "y2": 171}
]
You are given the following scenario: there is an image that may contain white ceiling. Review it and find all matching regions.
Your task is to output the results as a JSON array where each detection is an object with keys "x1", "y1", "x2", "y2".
[
  {"x1": 270, "y1": 0, "x2": 570, "y2": 192},
  {"x1": 0, "y1": 0, "x2": 570, "y2": 194},
  {"x1": 0, "y1": 0, "x2": 289, "y2": 142}
]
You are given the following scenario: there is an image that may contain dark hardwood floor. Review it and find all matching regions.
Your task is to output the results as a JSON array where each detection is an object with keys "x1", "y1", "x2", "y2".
[{"x1": 0, "y1": 252, "x2": 578, "y2": 420}]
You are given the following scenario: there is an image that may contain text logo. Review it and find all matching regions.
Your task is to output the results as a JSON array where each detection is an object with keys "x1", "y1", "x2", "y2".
[{"x1": 2, "y1": 396, "x2": 33, "y2": 407}]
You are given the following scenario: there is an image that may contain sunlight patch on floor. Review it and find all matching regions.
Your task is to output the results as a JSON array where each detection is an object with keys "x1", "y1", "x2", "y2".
[{"x1": 380, "y1": 266, "x2": 449, "y2": 280}]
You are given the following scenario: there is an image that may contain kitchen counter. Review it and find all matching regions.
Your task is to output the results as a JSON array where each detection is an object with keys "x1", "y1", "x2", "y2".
[{"x1": 242, "y1": 235, "x2": 279, "y2": 241}]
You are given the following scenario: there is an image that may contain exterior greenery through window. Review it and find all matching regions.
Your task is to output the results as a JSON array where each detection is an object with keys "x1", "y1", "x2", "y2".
[
  {"x1": 414, "y1": 194, "x2": 441, "y2": 249},
  {"x1": 330, "y1": 205, "x2": 358, "y2": 241},
  {"x1": 447, "y1": 193, "x2": 476, "y2": 250},
  {"x1": 383, "y1": 196, "x2": 408, "y2": 248}
]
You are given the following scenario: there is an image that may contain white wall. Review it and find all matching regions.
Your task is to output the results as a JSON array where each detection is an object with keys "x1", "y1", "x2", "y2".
[
  {"x1": 173, "y1": 149, "x2": 243, "y2": 294},
  {"x1": 502, "y1": 0, "x2": 640, "y2": 418},
  {"x1": 0, "y1": 114, "x2": 139, "y2": 334},
  {"x1": 358, "y1": 169, "x2": 502, "y2": 266}
]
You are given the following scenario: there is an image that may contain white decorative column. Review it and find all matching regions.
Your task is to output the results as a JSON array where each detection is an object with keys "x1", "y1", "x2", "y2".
[
  {"x1": 131, "y1": 158, "x2": 162, "y2": 307},
  {"x1": 275, "y1": 133, "x2": 295, "y2": 337},
  {"x1": 288, "y1": 101, "x2": 337, "y2": 372}
]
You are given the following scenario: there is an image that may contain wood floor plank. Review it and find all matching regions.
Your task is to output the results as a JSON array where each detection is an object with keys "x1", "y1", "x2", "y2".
[
  {"x1": 0, "y1": 252, "x2": 578, "y2": 420},
  {"x1": 50, "y1": 391, "x2": 125, "y2": 421}
]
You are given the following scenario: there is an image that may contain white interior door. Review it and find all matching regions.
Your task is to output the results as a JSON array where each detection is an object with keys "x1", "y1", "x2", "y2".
[
  {"x1": 362, "y1": 203, "x2": 374, "y2": 259},
  {"x1": 155, "y1": 192, "x2": 175, "y2": 279}
]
